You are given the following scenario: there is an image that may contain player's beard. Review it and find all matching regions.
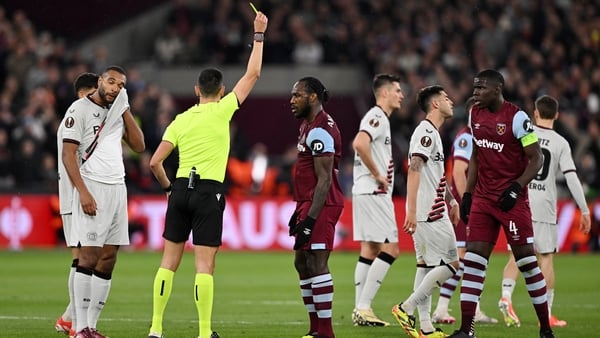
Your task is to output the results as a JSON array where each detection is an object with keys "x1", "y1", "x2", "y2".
[
  {"x1": 98, "y1": 85, "x2": 115, "y2": 106},
  {"x1": 294, "y1": 105, "x2": 310, "y2": 119}
]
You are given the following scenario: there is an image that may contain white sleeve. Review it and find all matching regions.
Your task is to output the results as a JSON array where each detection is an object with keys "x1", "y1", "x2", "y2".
[{"x1": 564, "y1": 171, "x2": 590, "y2": 214}]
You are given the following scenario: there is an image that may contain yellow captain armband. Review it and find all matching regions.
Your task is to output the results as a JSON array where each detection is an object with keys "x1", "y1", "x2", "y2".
[{"x1": 521, "y1": 132, "x2": 538, "y2": 147}]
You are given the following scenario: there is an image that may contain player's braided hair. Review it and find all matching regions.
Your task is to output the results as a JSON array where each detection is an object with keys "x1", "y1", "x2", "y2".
[{"x1": 298, "y1": 76, "x2": 330, "y2": 104}]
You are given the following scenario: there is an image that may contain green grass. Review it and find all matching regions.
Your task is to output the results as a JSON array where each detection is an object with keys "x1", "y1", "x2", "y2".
[{"x1": 0, "y1": 249, "x2": 598, "y2": 337}]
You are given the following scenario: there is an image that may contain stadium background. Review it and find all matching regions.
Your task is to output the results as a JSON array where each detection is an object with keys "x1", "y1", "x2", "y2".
[{"x1": 0, "y1": 0, "x2": 598, "y2": 251}]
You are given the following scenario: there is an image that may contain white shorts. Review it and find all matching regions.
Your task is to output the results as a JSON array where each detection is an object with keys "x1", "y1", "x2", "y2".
[
  {"x1": 352, "y1": 194, "x2": 398, "y2": 243},
  {"x1": 62, "y1": 213, "x2": 76, "y2": 247},
  {"x1": 71, "y1": 178, "x2": 129, "y2": 247},
  {"x1": 413, "y1": 219, "x2": 458, "y2": 266},
  {"x1": 533, "y1": 220, "x2": 558, "y2": 254}
]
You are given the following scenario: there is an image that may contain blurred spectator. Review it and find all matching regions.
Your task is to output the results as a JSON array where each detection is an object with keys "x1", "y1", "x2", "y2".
[
  {"x1": 12, "y1": 137, "x2": 43, "y2": 190},
  {"x1": 0, "y1": 128, "x2": 14, "y2": 190},
  {"x1": 1, "y1": 1, "x2": 600, "y2": 198}
]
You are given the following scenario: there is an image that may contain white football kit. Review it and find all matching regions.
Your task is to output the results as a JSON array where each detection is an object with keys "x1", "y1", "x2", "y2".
[
  {"x1": 352, "y1": 106, "x2": 397, "y2": 243},
  {"x1": 528, "y1": 125, "x2": 589, "y2": 253},
  {"x1": 408, "y1": 119, "x2": 457, "y2": 266},
  {"x1": 61, "y1": 90, "x2": 130, "y2": 247}
]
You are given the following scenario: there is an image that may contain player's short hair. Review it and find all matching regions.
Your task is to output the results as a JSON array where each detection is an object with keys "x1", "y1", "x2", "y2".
[
  {"x1": 372, "y1": 73, "x2": 401, "y2": 95},
  {"x1": 535, "y1": 95, "x2": 558, "y2": 119},
  {"x1": 73, "y1": 72, "x2": 99, "y2": 94},
  {"x1": 198, "y1": 68, "x2": 223, "y2": 96},
  {"x1": 475, "y1": 69, "x2": 504, "y2": 87},
  {"x1": 416, "y1": 85, "x2": 444, "y2": 113},
  {"x1": 298, "y1": 76, "x2": 330, "y2": 104},
  {"x1": 103, "y1": 65, "x2": 127, "y2": 77}
]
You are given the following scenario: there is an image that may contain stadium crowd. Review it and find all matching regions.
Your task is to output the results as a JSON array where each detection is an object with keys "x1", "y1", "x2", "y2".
[{"x1": 0, "y1": 0, "x2": 599, "y2": 203}]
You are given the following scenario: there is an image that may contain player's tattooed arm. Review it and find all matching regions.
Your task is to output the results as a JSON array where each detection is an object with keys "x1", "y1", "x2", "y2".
[{"x1": 408, "y1": 156, "x2": 425, "y2": 172}]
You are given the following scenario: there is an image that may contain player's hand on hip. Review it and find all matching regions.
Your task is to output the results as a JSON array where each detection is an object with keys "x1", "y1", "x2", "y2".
[
  {"x1": 288, "y1": 210, "x2": 300, "y2": 236},
  {"x1": 498, "y1": 182, "x2": 521, "y2": 211},
  {"x1": 460, "y1": 192, "x2": 472, "y2": 223},
  {"x1": 292, "y1": 216, "x2": 316, "y2": 250}
]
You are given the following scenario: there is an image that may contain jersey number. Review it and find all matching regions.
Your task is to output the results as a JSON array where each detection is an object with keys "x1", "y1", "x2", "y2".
[
  {"x1": 508, "y1": 220, "x2": 518, "y2": 236},
  {"x1": 535, "y1": 148, "x2": 551, "y2": 181}
]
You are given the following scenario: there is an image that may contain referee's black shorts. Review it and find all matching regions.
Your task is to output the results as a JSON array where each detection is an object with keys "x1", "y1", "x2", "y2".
[{"x1": 163, "y1": 178, "x2": 225, "y2": 246}]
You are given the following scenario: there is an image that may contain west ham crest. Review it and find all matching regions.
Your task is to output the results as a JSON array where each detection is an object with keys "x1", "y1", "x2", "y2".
[{"x1": 496, "y1": 123, "x2": 506, "y2": 135}]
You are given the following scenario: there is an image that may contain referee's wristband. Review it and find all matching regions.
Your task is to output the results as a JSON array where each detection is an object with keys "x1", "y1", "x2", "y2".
[
  {"x1": 163, "y1": 183, "x2": 172, "y2": 192},
  {"x1": 253, "y1": 32, "x2": 265, "y2": 42}
]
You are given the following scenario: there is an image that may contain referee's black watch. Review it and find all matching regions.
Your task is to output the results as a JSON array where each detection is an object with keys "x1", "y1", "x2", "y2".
[
  {"x1": 253, "y1": 32, "x2": 265, "y2": 42},
  {"x1": 163, "y1": 183, "x2": 172, "y2": 193}
]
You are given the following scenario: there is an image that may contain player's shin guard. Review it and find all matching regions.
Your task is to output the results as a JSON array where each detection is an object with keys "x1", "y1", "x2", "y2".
[
  {"x1": 460, "y1": 252, "x2": 488, "y2": 335},
  {"x1": 300, "y1": 276, "x2": 318, "y2": 333},
  {"x1": 312, "y1": 273, "x2": 334, "y2": 338},
  {"x1": 516, "y1": 256, "x2": 550, "y2": 331}
]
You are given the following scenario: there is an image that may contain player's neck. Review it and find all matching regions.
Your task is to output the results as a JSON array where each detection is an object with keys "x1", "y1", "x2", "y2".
[
  {"x1": 376, "y1": 103, "x2": 392, "y2": 117},
  {"x1": 536, "y1": 119, "x2": 554, "y2": 129}
]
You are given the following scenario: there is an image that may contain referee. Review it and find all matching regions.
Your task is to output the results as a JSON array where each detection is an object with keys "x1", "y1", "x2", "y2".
[{"x1": 147, "y1": 11, "x2": 268, "y2": 338}]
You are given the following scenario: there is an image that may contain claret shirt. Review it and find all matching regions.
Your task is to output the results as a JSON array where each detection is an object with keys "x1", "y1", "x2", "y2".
[
  {"x1": 469, "y1": 101, "x2": 538, "y2": 201},
  {"x1": 293, "y1": 110, "x2": 344, "y2": 206}
]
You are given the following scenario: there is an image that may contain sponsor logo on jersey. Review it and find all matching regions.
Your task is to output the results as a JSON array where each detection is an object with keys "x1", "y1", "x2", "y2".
[
  {"x1": 327, "y1": 115, "x2": 334, "y2": 128},
  {"x1": 474, "y1": 138, "x2": 504, "y2": 152},
  {"x1": 496, "y1": 123, "x2": 506, "y2": 135},
  {"x1": 523, "y1": 119, "x2": 533, "y2": 132},
  {"x1": 310, "y1": 139, "x2": 325, "y2": 153},
  {"x1": 93, "y1": 112, "x2": 100, "y2": 118},
  {"x1": 420, "y1": 136, "x2": 432, "y2": 147},
  {"x1": 297, "y1": 134, "x2": 307, "y2": 152}
]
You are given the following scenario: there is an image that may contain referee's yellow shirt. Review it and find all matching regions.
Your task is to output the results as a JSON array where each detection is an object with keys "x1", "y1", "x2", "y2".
[{"x1": 163, "y1": 92, "x2": 239, "y2": 182}]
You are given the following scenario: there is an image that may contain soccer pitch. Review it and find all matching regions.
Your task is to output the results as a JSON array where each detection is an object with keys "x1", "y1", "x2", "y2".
[{"x1": 0, "y1": 249, "x2": 598, "y2": 337}]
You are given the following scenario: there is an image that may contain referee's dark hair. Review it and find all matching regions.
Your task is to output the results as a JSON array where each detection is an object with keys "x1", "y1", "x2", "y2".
[
  {"x1": 417, "y1": 85, "x2": 445, "y2": 113},
  {"x1": 198, "y1": 68, "x2": 223, "y2": 97},
  {"x1": 372, "y1": 73, "x2": 401, "y2": 95},
  {"x1": 73, "y1": 73, "x2": 99, "y2": 93},
  {"x1": 298, "y1": 76, "x2": 330, "y2": 104}
]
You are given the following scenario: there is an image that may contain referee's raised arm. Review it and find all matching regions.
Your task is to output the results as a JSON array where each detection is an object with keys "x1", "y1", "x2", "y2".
[{"x1": 232, "y1": 11, "x2": 268, "y2": 104}]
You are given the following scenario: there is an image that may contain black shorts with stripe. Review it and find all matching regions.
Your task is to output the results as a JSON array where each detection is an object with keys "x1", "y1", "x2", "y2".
[{"x1": 163, "y1": 178, "x2": 225, "y2": 246}]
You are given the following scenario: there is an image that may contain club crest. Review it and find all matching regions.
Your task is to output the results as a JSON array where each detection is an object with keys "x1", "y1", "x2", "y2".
[{"x1": 496, "y1": 123, "x2": 506, "y2": 135}]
